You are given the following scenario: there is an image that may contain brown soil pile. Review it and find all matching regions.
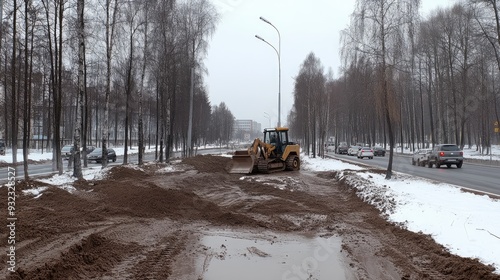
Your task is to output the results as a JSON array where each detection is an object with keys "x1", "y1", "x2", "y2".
[{"x1": 1, "y1": 155, "x2": 498, "y2": 280}]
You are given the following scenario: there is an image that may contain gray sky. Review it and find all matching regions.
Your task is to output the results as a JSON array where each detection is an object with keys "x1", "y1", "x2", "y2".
[{"x1": 205, "y1": 0, "x2": 454, "y2": 128}]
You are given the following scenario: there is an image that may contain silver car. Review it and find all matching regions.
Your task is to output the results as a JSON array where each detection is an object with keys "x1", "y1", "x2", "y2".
[
  {"x1": 347, "y1": 145, "x2": 361, "y2": 156},
  {"x1": 412, "y1": 149, "x2": 431, "y2": 166},
  {"x1": 357, "y1": 147, "x2": 374, "y2": 159},
  {"x1": 427, "y1": 144, "x2": 464, "y2": 168}
]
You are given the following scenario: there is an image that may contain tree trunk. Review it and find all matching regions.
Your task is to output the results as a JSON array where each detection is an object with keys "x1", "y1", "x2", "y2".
[
  {"x1": 73, "y1": 0, "x2": 85, "y2": 179},
  {"x1": 11, "y1": 0, "x2": 18, "y2": 174},
  {"x1": 102, "y1": 0, "x2": 118, "y2": 168},
  {"x1": 23, "y1": 0, "x2": 30, "y2": 180}
]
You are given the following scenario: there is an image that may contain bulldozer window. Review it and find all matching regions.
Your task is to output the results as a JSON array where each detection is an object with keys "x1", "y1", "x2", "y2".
[
  {"x1": 279, "y1": 131, "x2": 288, "y2": 145},
  {"x1": 270, "y1": 134, "x2": 277, "y2": 144}
]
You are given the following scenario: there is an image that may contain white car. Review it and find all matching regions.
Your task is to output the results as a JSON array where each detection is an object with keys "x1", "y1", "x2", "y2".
[
  {"x1": 347, "y1": 145, "x2": 361, "y2": 156},
  {"x1": 326, "y1": 143, "x2": 336, "y2": 152},
  {"x1": 412, "y1": 149, "x2": 432, "y2": 166},
  {"x1": 357, "y1": 147, "x2": 374, "y2": 159}
]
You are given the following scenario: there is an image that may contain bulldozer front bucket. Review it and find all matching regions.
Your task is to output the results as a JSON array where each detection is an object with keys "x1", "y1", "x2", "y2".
[{"x1": 228, "y1": 151, "x2": 255, "y2": 174}]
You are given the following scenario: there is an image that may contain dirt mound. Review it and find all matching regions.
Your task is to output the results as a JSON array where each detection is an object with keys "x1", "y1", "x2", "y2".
[
  {"x1": 181, "y1": 154, "x2": 231, "y2": 173},
  {"x1": 0, "y1": 186, "x2": 103, "y2": 244},
  {"x1": 93, "y1": 179, "x2": 264, "y2": 228},
  {"x1": 105, "y1": 165, "x2": 149, "y2": 181},
  {"x1": 9, "y1": 234, "x2": 137, "y2": 280}
]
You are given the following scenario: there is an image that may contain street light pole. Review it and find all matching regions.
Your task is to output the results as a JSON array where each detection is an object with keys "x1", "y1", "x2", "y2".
[{"x1": 257, "y1": 16, "x2": 281, "y2": 127}]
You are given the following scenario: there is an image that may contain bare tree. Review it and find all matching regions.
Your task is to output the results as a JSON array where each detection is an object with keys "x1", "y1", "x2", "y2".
[
  {"x1": 176, "y1": 0, "x2": 218, "y2": 156},
  {"x1": 22, "y1": 0, "x2": 35, "y2": 180},
  {"x1": 473, "y1": 0, "x2": 500, "y2": 137},
  {"x1": 137, "y1": 0, "x2": 152, "y2": 166},
  {"x1": 290, "y1": 52, "x2": 326, "y2": 157},
  {"x1": 122, "y1": 2, "x2": 141, "y2": 165},
  {"x1": 11, "y1": 0, "x2": 18, "y2": 173},
  {"x1": 102, "y1": 0, "x2": 119, "y2": 168},
  {"x1": 343, "y1": 0, "x2": 421, "y2": 179},
  {"x1": 72, "y1": 0, "x2": 85, "y2": 179}
]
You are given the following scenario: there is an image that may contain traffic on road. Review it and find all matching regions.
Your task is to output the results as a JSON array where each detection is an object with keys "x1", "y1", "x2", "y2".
[{"x1": 327, "y1": 148, "x2": 500, "y2": 196}]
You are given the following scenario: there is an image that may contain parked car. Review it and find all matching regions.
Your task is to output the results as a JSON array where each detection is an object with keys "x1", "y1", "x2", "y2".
[
  {"x1": 61, "y1": 145, "x2": 74, "y2": 160},
  {"x1": 347, "y1": 145, "x2": 361, "y2": 156},
  {"x1": 0, "y1": 140, "x2": 5, "y2": 155},
  {"x1": 84, "y1": 145, "x2": 96, "y2": 154},
  {"x1": 357, "y1": 147, "x2": 374, "y2": 159},
  {"x1": 372, "y1": 146, "x2": 386, "y2": 157},
  {"x1": 427, "y1": 144, "x2": 463, "y2": 168},
  {"x1": 326, "y1": 142, "x2": 336, "y2": 152},
  {"x1": 336, "y1": 142, "x2": 348, "y2": 154},
  {"x1": 412, "y1": 149, "x2": 431, "y2": 166},
  {"x1": 87, "y1": 148, "x2": 117, "y2": 163}
]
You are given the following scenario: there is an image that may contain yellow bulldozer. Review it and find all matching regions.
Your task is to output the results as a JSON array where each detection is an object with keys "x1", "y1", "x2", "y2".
[{"x1": 228, "y1": 127, "x2": 300, "y2": 174}]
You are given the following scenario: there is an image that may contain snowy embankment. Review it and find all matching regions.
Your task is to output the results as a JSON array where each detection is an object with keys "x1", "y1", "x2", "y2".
[{"x1": 302, "y1": 155, "x2": 500, "y2": 274}]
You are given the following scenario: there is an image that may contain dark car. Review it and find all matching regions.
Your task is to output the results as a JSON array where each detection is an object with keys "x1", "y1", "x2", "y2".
[
  {"x1": 0, "y1": 140, "x2": 5, "y2": 156},
  {"x1": 372, "y1": 146, "x2": 386, "y2": 156},
  {"x1": 87, "y1": 148, "x2": 117, "y2": 163},
  {"x1": 61, "y1": 145, "x2": 74, "y2": 160},
  {"x1": 84, "y1": 145, "x2": 96, "y2": 154},
  {"x1": 336, "y1": 142, "x2": 348, "y2": 154},
  {"x1": 427, "y1": 144, "x2": 463, "y2": 168},
  {"x1": 62, "y1": 145, "x2": 96, "y2": 160}
]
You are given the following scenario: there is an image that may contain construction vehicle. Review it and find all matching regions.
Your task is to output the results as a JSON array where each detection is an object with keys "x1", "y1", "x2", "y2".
[{"x1": 228, "y1": 127, "x2": 300, "y2": 174}]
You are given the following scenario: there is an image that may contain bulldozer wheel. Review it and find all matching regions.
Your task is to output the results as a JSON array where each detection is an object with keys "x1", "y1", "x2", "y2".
[{"x1": 286, "y1": 155, "x2": 300, "y2": 171}]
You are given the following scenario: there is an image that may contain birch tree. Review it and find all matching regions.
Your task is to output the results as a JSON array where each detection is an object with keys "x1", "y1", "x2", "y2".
[
  {"x1": 102, "y1": 0, "x2": 119, "y2": 167},
  {"x1": 73, "y1": 0, "x2": 85, "y2": 179},
  {"x1": 346, "y1": 0, "x2": 421, "y2": 179}
]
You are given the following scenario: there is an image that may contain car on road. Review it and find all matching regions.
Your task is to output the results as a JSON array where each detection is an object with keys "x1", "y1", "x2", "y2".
[
  {"x1": 84, "y1": 145, "x2": 96, "y2": 154},
  {"x1": 347, "y1": 145, "x2": 361, "y2": 156},
  {"x1": 336, "y1": 142, "x2": 348, "y2": 154},
  {"x1": 357, "y1": 147, "x2": 374, "y2": 159},
  {"x1": 427, "y1": 144, "x2": 463, "y2": 168},
  {"x1": 372, "y1": 146, "x2": 386, "y2": 157},
  {"x1": 61, "y1": 145, "x2": 74, "y2": 160},
  {"x1": 412, "y1": 149, "x2": 431, "y2": 166},
  {"x1": 0, "y1": 140, "x2": 5, "y2": 155},
  {"x1": 87, "y1": 148, "x2": 117, "y2": 163}
]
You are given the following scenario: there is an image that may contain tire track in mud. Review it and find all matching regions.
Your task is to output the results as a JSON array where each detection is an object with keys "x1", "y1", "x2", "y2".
[{"x1": 131, "y1": 231, "x2": 187, "y2": 280}]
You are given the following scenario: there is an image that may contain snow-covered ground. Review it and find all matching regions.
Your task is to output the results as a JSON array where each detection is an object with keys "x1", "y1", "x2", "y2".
[
  {"x1": 0, "y1": 146, "x2": 158, "y2": 163},
  {"x1": 3, "y1": 148, "x2": 500, "y2": 273},
  {"x1": 302, "y1": 156, "x2": 500, "y2": 274}
]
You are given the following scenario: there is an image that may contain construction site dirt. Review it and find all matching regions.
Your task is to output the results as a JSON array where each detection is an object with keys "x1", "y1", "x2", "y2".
[{"x1": 1, "y1": 154, "x2": 499, "y2": 279}]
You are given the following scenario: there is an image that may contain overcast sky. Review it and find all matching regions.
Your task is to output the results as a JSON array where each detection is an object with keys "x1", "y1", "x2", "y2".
[{"x1": 205, "y1": 0, "x2": 455, "y2": 128}]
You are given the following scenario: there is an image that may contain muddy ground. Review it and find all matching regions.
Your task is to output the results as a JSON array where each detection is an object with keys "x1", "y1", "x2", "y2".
[{"x1": 1, "y1": 154, "x2": 499, "y2": 279}]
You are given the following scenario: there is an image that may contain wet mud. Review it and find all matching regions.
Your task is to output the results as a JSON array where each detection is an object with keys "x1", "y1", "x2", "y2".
[{"x1": 0, "y1": 154, "x2": 498, "y2": 279}]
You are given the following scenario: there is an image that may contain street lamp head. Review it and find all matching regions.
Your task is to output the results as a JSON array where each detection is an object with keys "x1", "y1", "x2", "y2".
[
  {"x1": 260, "y1": 16, "x2": 271, "y2": 25},
  {"x1": 255, "y1": 35, "x2": 265, "y2": 41}
]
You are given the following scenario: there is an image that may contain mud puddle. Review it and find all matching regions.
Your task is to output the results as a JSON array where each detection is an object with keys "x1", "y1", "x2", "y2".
[{"x1": 198, "y1": 230, "x2": 355, "y2": 280}]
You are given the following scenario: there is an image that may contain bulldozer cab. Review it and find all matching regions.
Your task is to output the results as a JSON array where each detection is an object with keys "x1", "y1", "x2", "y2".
[{"x1": 263, "y1": 128, "x2": 288, "y2": 155}]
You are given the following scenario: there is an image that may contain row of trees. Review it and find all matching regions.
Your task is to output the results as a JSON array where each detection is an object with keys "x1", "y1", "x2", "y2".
[
  {"x1": 0, "y1": 0, "x2": 235, "y2": 179},
  {"x1": 289, "y1": 0, "x2": 500, "y2": 179}
]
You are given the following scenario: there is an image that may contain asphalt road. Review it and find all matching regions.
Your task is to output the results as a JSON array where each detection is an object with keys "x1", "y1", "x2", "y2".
[{"x1": 327, "y1": 151, "x2": 500, "y2": 196}]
